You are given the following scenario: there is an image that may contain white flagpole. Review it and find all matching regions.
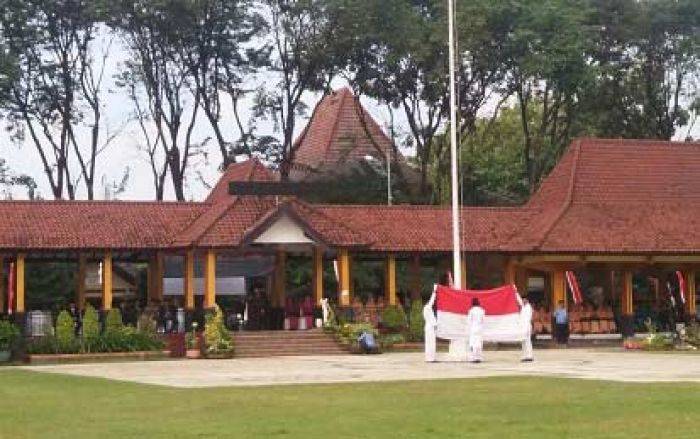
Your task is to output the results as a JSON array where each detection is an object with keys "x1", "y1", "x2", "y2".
[{"x1": 448, "y1": 0, "x2": 462, "y2": 289}]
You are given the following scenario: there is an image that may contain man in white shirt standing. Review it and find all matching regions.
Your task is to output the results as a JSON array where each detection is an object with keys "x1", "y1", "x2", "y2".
[
  {"x1": 520, "y1": 297, "x2": 534, "y2": 362},
  {"x1": 423, "y1": 293, "x2": 438, "y2": 362},
  {"x1": 466, "y1": 298, "x2": 485, "y2": 363}
]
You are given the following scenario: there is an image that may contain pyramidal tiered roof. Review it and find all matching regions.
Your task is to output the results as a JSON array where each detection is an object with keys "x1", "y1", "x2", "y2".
[
  {"x1": 290, "y1": 87, "x2": 400, "y2": 179},
  {"x1": 0, "y1": 138, "x2": 699, "y2": 254}
]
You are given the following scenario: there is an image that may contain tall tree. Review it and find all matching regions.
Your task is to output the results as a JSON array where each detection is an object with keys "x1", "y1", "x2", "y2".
[
  {"x1": 177, "y1": 0, "x2": 268, "y2": 168},
  {"x1": 112, "y1": 0, "x2": 205, "y2": 201},
  {"x1": 0, "y1": 0, "x2": 110, "y2": 200},
  {"x1": 254, "y1": 0, "x2": 340, "y2": 180}
]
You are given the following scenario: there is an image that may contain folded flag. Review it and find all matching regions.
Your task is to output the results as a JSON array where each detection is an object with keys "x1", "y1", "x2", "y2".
[{"x1": 435, "y1": 284, "x2": 524, "y2": 342}]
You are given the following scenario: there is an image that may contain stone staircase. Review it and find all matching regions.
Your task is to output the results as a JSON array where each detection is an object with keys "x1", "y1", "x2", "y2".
[{"x1": 233, "y1": 329, "x2": 349, "y2": 358}]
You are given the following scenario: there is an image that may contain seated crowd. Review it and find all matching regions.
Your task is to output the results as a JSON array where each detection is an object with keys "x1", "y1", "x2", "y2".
[{"x1": 533, "y1": 303, "x2": 617, "y2": 335}]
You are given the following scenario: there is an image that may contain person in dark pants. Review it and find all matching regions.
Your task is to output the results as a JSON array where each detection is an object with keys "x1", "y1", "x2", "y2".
[{"x1": 553, "y1": 300, "x2": 569, "y2": 345}]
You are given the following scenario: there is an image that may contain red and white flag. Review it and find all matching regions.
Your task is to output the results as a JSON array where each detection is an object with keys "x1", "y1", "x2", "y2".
[
  {"x1": 435, "y1": 284, "x2": 523, "y2": 342},
  {"x1": 565, "y1": 270, "x2": 583, "y2": 305},
  {"x1": 675, "y1": 271, "x2": 686, "y2": 304}
]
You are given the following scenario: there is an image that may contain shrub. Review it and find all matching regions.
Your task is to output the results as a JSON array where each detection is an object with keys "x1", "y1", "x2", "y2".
[
  {"x1": 337, "y1": 323, "x2": 377, "y2": 345},
  {"x1": 104, "y1": 309, "x2": 123, "y2": 335},
  {"x1": 408, "y1": 300, "x2": 424, "y2": 342},
  {"x1": 82, "y1": 305, "x2": 100, "y2": 351},
  {"x1": 203, "y1": 305, "x2": 233, "y2": 357},
  {"x1": 381, "y1": 305, "x2": 407, "y2": 332},
  {"x1": 0, "y1": 320, "x2": 20, "y2": 352},
  {"x1": 380, "y1": 333, "x2": 406, "y2": 349},
  {"x1": 137, "y1": 313, "x2": 157, "y2": 336},
  {"x1": 55, "y1": 311, "x2": 78, "y2": 353}
]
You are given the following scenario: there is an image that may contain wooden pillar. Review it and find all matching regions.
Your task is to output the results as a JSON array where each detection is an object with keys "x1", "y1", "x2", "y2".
[
  {"x1": 183, "y1": 249, "x2": 195, "y2": 310},
  {"x1": 273, "y1": 249, "x2": 286, "y2": 308},
  {"x1": 460, "y1": 256, "x2": 468, "y2": 289},
  {"x1": 551, "y1": 270, "x2": 566, "y2": 307},
  {"x1": 504, "y1": 258, "x2": 517, "y2": 286},
  {"x1": 515, "y1": 266, "x2": 529, "y2": 296},
  {"x1": 338, "y1": 249, "x2": 351, "y2": 306},
  {"x1": 76, "y1": 254, "x2": 87, "y2": 310},
  {"x1": 0, "y1": 258, "x2": 5, "y2": 313},
  {"x1": 385, "y1": 253, "x2": 397, "y2": 306},
  {"x1": 409, "y1": 254, "x2": 421, "y2": 301},
  {"x1": 312, "y1": 246, "x2": 324, "y2": 305},
  {"x1": 144, "y1": 252, "x2": 165, "y2": 306},
  {"x1": 204, "y1": 249, "x2": 217, "y2": 309},
  {"x1": 621, "y1": 270, "x2": 634, "y2": 336},
  {"x1": 101, "y1": 251, "x2": 113, "y2": 310},
  {"x1": 685, "y1": 270, "x2": 696, "y2": 320}
]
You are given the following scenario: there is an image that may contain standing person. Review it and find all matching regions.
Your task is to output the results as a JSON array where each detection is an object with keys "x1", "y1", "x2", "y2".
[
  {"x1": 466, "y1": 298, "x2": 485, "y2": 363},
  {"x1": 553, "y1": 300, "x2": 569, "y2": 345},
  {"x1": 423, "y1": 293, "x2": 438, "y2": 362},
  {"x1": 520, "y1": 298, "x2": 534, "y2": 362}
]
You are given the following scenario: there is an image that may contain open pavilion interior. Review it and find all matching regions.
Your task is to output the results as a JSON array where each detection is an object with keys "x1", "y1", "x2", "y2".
[{"x1": 0, "y1": 89, "x2": 698, "y2": 336}]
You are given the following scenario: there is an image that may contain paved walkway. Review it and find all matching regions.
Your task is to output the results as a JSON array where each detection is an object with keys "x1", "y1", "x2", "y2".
[{"x1": 18, "y1": 349, "x2": 700, "y2": 388}]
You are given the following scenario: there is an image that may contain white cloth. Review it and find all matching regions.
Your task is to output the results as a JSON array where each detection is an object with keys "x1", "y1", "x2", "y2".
[
  {"x1": 423, "y1": 293, "x2": 437, "y2": 362},
  {"x1": 520, "y1": 303, "x2": 534, "y2": 360},
  {"x1": 466, "y1": 306, "x2": 485, "y2": 362}
]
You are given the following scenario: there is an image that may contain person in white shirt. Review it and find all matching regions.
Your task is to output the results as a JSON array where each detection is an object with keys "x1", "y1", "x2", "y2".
[
  {"x1": 520, "y1": 297, "x2": 534, "y2": 362},
  {"x1": 423, "y1": 293, "x2": 438, "y2": 362},
  {"x1": 466, "y1": 298, "x2": 485, "y2": 363}
]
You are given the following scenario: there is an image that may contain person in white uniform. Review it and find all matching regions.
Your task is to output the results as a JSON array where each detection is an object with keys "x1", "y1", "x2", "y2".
[
  {"x1": 466, "y1": 298, "x2": 485, "y2": 363},
  {"x1": 520, "y1": 297, "x2": 534, "y2": 362},
  {"x1": 423, "y1": 293, "x2": 438, "y2": 362}
]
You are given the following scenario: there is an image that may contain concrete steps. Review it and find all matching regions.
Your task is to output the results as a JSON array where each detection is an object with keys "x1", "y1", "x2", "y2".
[{"x1": 233, "y1": 329, "x2": 349, "y2": 358}]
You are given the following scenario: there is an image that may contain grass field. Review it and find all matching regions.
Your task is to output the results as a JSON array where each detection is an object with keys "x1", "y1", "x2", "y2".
[{"x1": 1, "y1": 369, "x2": 698, "y2": 438}]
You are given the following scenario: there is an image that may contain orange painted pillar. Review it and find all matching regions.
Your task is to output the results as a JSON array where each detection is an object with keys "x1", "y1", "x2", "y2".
[
  {"x1": 312, "y1": 246, "x2": 324, "y2": 305},
  {"x1": 385, "y1": 254, "x2": 397, "y2": 306},
  {"x1": 338, "y1": 249, "x2": 351, "y2": 306},
  {"x1": 685, "y1": 271, "x2": 696, "y2": 320},
  {"x1": 183, "y1": 250, "x2": 195, "y2": 310},
  {"x1": 551, "y1": 270, "x2": 566, "y2": 308},
  {"x1": 204, "y1": 249, "x2": 217, "y2": 309},
  {"x1": 101, "y1": 251, "x2": 113, "y2": 311}
]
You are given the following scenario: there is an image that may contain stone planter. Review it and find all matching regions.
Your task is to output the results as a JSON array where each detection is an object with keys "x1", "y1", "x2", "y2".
[{"x1": 186, "y1": 349, "x2": 201, "y2": 359}]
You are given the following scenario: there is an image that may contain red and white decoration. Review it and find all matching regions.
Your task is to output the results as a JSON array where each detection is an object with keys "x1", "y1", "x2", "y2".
[
  {"x1": 434, "y1": 284, "x2": 524, "y2": 342},
  {"x1": 565, "y1": 270, "x2": 583, "y2": 305},
  {"x1": 675, "y1": 270, "x2": 687, "y2": 304}
]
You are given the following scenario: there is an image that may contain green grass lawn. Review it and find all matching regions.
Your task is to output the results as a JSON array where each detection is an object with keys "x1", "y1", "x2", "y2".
[{"x1": 1, "y1": 370, "x2": 698, "y2": 438}]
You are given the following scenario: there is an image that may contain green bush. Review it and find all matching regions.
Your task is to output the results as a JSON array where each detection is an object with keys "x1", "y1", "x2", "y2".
[
  {"x1": 104, "y1": 309, "x2": 123, "y2": 335},
  {"x1": 82, "y1": 304, "x2": 100, "y2": 350},
  {"x1": 380, "y1": 333, "x2": 406, "y2": 349},
  {"x1": 337, "y1": 323, "x2": 377, "y2": 345},
  {"x1": 137, "y1": 313, "x2": 157, "y2": 336},
  {"x1": 408, "y1": 300, "x2": 424, "y2": 342},
  {"x1": 55, "y1": 311, "x2": 78, "y2": 353},
  {"x1": 203, "y1": 305, "x2": 233, "y2": 357},
  {"x1": 381, "y1": 305, "x2": 407, "y2": 332},
  {"x1": 0, "y1": 320, "x2": 20, "y2": 352}
]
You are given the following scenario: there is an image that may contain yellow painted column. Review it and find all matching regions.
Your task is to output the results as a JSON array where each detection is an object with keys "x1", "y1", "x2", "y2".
[
  {"x1": 312, "y1": 246, "x2": 324, "y2": 305},
  {"x1": 183, "y1": 249, "x2": 195, "y2": 310},
  {"x1": 460, "y1": 256, "x2": 468, "y2": 289},
  {"x1": 0, "y1": 258, "x2": 5, "y2": 313},
  {"x1": 622, "y1": 270, "x2": 634, "y2": 316},
  {"x1": 204, "y1": 249, "x2": 217, "y2": 309},
  {"x1": 409, "y1": 254, "x2": 421, "y2": 301},
  {"x1": 385, "y1": 253, "x2": 397, "y2": 306},
  {"x1": 102, "y1": 251, "x2": 113, "y2": 310},
  {"x1": 15, "y1": 254, "x2": 25, "y2": 313},
  {"x1": 76, "y1": 254, "x2": 86, "y2": 310},
  {"x1": 551, "y1": 270, "x2": 566, "y2": 307},
  {"x1": 273, "y1": 250, "x2": 286, "y2": 308},
  {"x1": 685, "y1": 271, "x2": 696, "y2": 319},
  {"x1": 338, "y1": 249, "x2": 351, "y2": 306}
]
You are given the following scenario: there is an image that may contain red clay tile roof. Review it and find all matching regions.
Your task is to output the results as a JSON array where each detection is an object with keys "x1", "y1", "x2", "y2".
[
  {"x1": 205, "y1": 158, "x2": 275, "y2": 204},
  {"x1": 2, "y1": 138, "x2": 699, "y2": 254},
  {"x1": 0, "y1": 201, "x2": 206, "y2": 250},
  {"x1": 290, "y1": 87, "x2": 399, "y2": 178}
]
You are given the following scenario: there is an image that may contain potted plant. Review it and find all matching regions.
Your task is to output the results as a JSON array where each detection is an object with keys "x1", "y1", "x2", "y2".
[
  {"x1": 185, "y1": 322, "x2": 201, "y2": 359},
  {"x1": 0, "y1": 320, "x2": 20, "y2": 363}
]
